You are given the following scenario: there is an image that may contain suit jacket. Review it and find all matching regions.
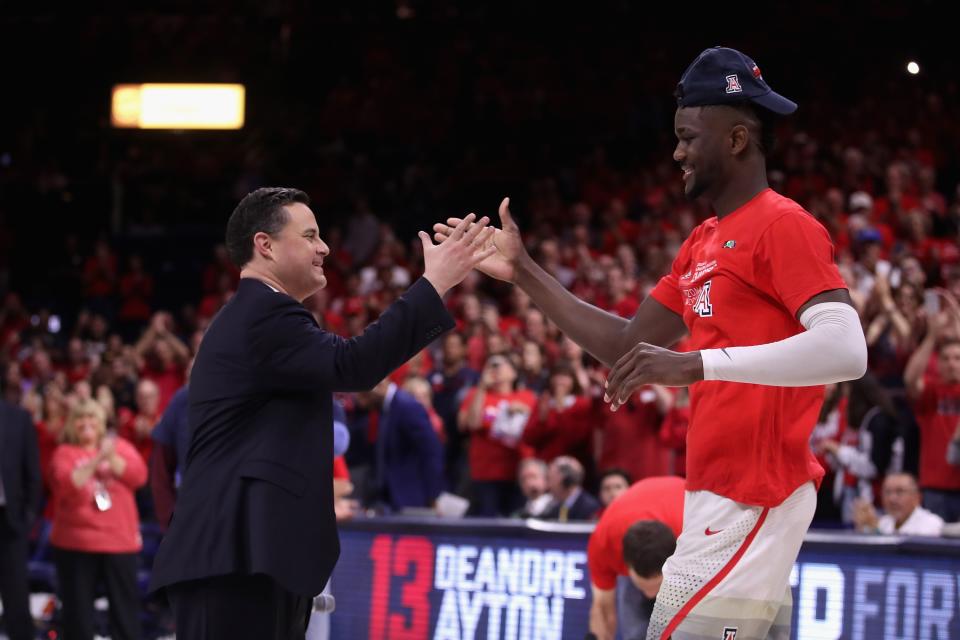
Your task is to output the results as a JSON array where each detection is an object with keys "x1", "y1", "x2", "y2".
[
  {"x1": 540, "y1": 489, "x2": 601, "y2": 522},
  {"x1": 0, "y1": 399, "x2": 41, "y2": 534},
  {"x1": 377, "y1": 388, "x2": 443, "y2": 511},
  {"x1": 150, "y1": 277, "x2": 453, "y2": 597}
]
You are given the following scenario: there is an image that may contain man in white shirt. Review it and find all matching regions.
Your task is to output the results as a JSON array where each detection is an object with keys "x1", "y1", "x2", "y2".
[{"x1": 853, "y1": 472, "x2": 944, "y2": 536}]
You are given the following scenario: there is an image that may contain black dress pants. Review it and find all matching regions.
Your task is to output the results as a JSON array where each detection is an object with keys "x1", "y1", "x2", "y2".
[
  {"x1": 0, "y1": 515, "x2": 34, "y2": 640},
  {"x1": 168, "y1": 573, "x2": 312, "y2": 640},
  {"x1": 53, "y1": 547, "x2": 141, "y2": 640}
]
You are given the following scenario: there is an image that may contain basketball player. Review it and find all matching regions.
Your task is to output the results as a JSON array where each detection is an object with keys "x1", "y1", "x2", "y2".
[{"x1": 435, "y1": 47, "x2": 867, "y2": 639}]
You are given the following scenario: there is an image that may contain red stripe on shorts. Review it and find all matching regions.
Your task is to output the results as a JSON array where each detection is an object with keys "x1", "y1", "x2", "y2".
[{"x1": 660, "y1": 506, "x2": 770, "y2": 640}]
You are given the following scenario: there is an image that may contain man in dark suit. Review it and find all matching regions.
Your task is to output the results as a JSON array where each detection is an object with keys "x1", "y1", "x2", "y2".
[
  {"x1": 0, "y1": 397, "x2": 41, "y2": 640},
  {"x1": 540, "y1": 456, "x2": 601, "y2": 522},
  {"x1": 150, "y1": 187, "x2": 494, "y2": 639},
  {"x1": 356, "y1": 378, "x2": 443, "y2": 512}
]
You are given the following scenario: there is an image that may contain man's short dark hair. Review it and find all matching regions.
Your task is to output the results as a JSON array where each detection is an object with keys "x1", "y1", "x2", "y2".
[
  {"x1": 225, "y1": 187, "x2": 310, "y2": 267},
  {"x1": 599, "y1": 468, "x2": 632, "y2": 487},
  {"x1": 622, "y1": 520, "x2": 676, "y2": 578}
]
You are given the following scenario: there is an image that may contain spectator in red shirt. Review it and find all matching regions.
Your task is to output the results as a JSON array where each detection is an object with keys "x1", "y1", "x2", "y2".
[
  {"x1": 201, "y1": 243, "x2": 240, "y2": 295},
  {"x1": 521, "y1": 363, "x2": 595, "y2": 475},
  {"x1": 458, "y1": 354, "x2": 536, "y2": 516},
  {"x1": 117, "y1": 254, "x2": 154, "y2": 331},
  {"x1": 134, "y1": 312, "x2": 189, "y2": 412},
  {"x1": 64, "y1": 337, "x2": 91, "y2": 386},
  {"x1": 82, "y1": 238, "x2": 118, "y2": 310},
  {"x1": 48, "y1": 398, "x2": 147, "y2": 640},
  {"x1": 905, "y1": 308, "x2": 960, "y2": 521},
  {"x1": 117, "y1": 378, "x2": 161, "y2": 468},
  {"x1": 197, "y1": 271, "x2": 237, "y2": 321},
  {"x1": 597, "y1": 384, "x2": 671, "y2": 482}
]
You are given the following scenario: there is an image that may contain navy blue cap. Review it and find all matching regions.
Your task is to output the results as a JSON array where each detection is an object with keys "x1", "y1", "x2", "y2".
[{"x1": 676, "y1": 46, "x2": 797, "y2": 115}]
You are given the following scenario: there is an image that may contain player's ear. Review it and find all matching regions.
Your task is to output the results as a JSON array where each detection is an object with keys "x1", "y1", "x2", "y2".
[{"x1": 730, "y1": 124, "x2": 750, "y2": 156}]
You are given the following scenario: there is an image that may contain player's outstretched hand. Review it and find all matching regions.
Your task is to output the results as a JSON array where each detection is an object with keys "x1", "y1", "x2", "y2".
[
  {"x1": 603, "y1": 343, "x2": 704, "y2": 411},
  {"x1": 421, "y1": 213, "x2": 497, "y2": 297},
  {"x1": 433, "y1": 197, "x2": 526, "y2": 283}
]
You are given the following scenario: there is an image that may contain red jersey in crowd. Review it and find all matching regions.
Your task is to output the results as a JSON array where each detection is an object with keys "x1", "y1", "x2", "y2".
[
  {"x1": 598, "y1": 387, "x2": 671, "y2": 481},
  {"x1": 522, "y1": 394, "x2": 595, "y2": 469},
  {"x1": 913, "y1": 376, "x2": 960, "y2": 491},
  {"x1": 460, "y1": 387, "x2": 537, "y2": 482},
  {"x1": 587, "y1": 476, "x2": 685, "y2": 590},
  {"x1": 141, "y1": 362, "x2": 185, "y2": 413},
  {"x1": 48, "y1": 438, "x2": 148, "y2": 553},
  {"x1": 117, "y1": 407, "x2": 159, "y2": 467},
  {"x1": 650, "y1": 189, "x2": 847, "y2": 507}
]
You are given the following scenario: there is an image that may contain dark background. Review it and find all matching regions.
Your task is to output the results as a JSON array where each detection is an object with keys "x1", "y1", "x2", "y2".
[{"x1": 1, "y1": 1, "x2": 956, "y2": 313}]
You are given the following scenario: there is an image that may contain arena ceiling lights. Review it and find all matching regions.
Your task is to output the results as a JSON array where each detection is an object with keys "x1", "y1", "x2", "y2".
[{"x1": 111, "y1": 83, "x2": 245, "y2": 130}]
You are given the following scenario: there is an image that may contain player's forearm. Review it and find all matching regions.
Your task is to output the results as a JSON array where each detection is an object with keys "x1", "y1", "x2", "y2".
[
  {"x1": 701, "y1": 302, "x2": 867, "y2": 386},
  {"x1": 515, "y1": 254, "x2": 630, "y2": 366}
]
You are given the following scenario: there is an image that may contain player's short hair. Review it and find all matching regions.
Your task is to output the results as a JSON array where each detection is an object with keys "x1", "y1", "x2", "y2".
[
  {"x1": 622, "y1": 520, "x2": 676, "y2": 578},
  {"x1": 598, "y1": 468, "x2": 632, "y2": 487},
  {"x1": 225, "y1": 187, "x2": 310, "y2": 267}
]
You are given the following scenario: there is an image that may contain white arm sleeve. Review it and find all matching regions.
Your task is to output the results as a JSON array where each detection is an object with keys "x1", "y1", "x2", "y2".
[{"x1": 700, "y1": 302, "x2": 867, "y2": 386}]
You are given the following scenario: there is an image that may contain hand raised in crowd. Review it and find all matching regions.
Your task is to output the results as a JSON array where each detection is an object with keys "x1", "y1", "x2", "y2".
[
  {"x1": 603, "y1": 343, "x2": 704, "y2": 412},
  {"x1": 433, "y1": 197, "x2": 528, "y2": 283},
  {"x1": 420, "y1": 213, "x2": 497, "y2": 297},
  {"x1": 852, "y1": 497, "x2": 879, "y2": 532}
]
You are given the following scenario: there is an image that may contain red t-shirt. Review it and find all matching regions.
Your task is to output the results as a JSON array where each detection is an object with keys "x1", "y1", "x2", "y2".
[
  {"x1": 913, "y1": 377, "x2": 960, "y2": 490},
  {"x1": 141, "y1": 362, "x2": 185, "y2": 413},
  {"x1": 598, "y1": 387, "x2": 670, "y2": 481},
  {"x1": 117, "y1": 408, "x2": 159, "y2": 467},
  {"x1": 333, "y1": 456, "x2": 350, "y2": 480},
  {"x1": 48, "y1": 439, "x2": 148, "y2": 553},
  {"x1": 521, "y1": 395, "x2": 595, "y2": 467},
  {"x1": 587, "y1": 476, "x2": 685, "y2": 590},
  {"x1": 461, "y1": 388, "x2": 537, "y2": 482},
  {"x1": 650, "y1": 189, "x2": 846, "y2": 507}
]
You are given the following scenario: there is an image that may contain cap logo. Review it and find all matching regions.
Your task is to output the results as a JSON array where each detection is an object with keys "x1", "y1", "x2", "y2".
[
  {"x1": 752, "y1": 64, "x2": 762, "y2": 79},
  {"x1": 725, "y1": 74, "x2": 742, "y2": 94}
]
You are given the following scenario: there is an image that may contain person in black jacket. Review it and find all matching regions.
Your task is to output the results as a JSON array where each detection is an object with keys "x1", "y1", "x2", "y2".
[
  {"x1": 540, "y1": 456, "x2": 601, "y2": 522},
  {"x1": 150, "y1": 187, "x2": 494, "y2": 640},
  {"x1": 0, "y1": 397, "x2": 41, "y2": 640}
]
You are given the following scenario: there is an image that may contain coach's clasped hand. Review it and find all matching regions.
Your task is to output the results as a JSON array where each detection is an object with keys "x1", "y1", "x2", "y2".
[
  {"x1": 420, "y1": 213, "x2": 497, "y2": 297},
  {"x1": 603, "y1": 343, "x2": 704, "y2": 411}
]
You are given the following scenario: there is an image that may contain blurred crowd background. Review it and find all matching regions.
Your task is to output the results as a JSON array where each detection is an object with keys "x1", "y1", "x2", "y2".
[{"x1": 1, "y1": 2, "x2": 959, "y2": 635}]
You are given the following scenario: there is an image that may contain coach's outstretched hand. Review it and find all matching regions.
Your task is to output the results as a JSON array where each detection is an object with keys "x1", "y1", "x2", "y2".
[
  {"x1": 603, "y1": 343, "x2": 704, "y2": 412},
  {"x1": 433, "y1": 197, "x2": 527, "y2": 283},
  {"x1": 421, "y1": 213, "x2": 497, "y2": 297}
]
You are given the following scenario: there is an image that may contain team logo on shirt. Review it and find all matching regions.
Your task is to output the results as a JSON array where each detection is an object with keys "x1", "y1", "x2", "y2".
[
  {"x1": 723, "y1": 240, "x2": 736, "y2": 249},
  {"x1": 723, "y1": 628, "x2": 738, "y2": 640},
  {"x1": 692, "y1": 280, "x2": 714, "y2": 317},
  {"x1": 725, "y1": 74, "x2": 742, "y2": 93}
]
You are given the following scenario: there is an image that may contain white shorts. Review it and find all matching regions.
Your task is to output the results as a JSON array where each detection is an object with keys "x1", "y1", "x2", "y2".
[{"x1": 646, "y1": 481, "x2": 816, "y2": 640}]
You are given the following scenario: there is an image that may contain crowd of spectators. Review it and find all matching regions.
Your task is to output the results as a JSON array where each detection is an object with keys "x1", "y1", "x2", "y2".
[{"x1": 4, "y1": 104, "x2": 959, "y2": 536}]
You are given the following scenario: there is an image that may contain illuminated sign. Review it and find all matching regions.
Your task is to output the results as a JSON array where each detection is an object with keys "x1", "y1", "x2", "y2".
[
  {"x1": 330, "y1": 523, "x2": 960, "y2": 640},
  {"x1": 110, "y1": 84, "x2": 245, "y2": 130}
]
